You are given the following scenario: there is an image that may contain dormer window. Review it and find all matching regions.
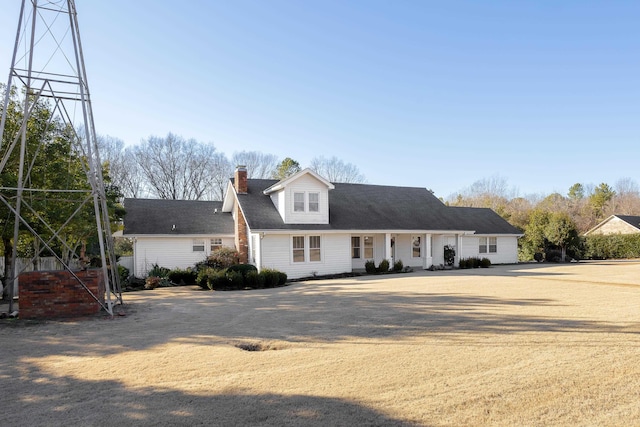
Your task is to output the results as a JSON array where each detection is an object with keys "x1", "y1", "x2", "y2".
[
  {"x1": 294, "y1": 192, "x2": 305, "y2": 212},
  {"x1": 309, "y1": 192, "x2": 319, "y2": 212}
]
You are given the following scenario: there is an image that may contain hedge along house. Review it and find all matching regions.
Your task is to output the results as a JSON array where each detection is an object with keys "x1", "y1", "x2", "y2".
[
  {"x1": 220, "y1": 166, "x2": 522, "y2": 280},
  {"x1": 122, "y1": 198, "x2": 234, "y2": 277}
]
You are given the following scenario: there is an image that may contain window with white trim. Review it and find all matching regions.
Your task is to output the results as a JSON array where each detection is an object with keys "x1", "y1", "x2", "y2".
[
  {"x1": 309, "y1": 235, "x2": 321, "y2": 262},
  {"x1": 412, "y1": 235, "x2": 421, "y2": 258},
  {"x1": 292, "y1": 236, "x2": 305, "y2": 262},
  {"x1": 479, "y1": 237, "x2": 497, "y2": 253},
  {"x1": 210, "y1": 238, "x2": 223, "y2": 252},
  {"x1": 294, "y1": 192, "x2": 305, "y2": 212},
  {"x1": 308, "y1": 192, "x2": 320, "y2": 212},
  {"x1": 351, "y1": 236, "x2": 361, "y2": 259},
  {"x1": 363, "y1": 236, "x2": 374, "y2": 259},
  {"x1": 192, "y1": 239, "x2": 205, "y2": 252}
]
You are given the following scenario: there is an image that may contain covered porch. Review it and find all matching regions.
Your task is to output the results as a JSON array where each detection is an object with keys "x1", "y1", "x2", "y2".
[{"x1": 350, "y1": 232, "x2": 470, "y2": 271}]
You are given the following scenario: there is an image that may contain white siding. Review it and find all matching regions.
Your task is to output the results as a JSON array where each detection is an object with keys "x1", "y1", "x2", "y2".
[
  {"x1": 261, "y1": 233, "x2": 351, "y2": 280},
  {"x1": 459, "y1": 235, "x2": 519, "y2": 264},
  {"x1": 283, "y1": 174, "x2": 330, "y2": 224},
  {"x1": 133, "y1": 236, "x2": 234, "y2": 277}
]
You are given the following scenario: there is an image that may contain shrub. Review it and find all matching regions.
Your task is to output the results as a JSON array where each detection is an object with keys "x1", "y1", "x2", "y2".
[
  {"x1": 197, "y1": 267, "x2": 217, "y2": 290},
  {"x1": 480, "y1": 257, "x2": 491, "y2": 268},
  {"x1": 226, "y1": 264, "x2": 258, "y2": 278},
  {"x1": 583, "y1": 234, "x2": 640, "y2": 260},
  {"x1": 459, "y1": 258, "x2": 469, "y2": 269},
  {"x1": 168, "y1": 268, "x2": 197, "y2": 286},
  {"x1": 144, "y1": 276, "x2": 161, "y2": 290},
  {"x1": 147, "y1": 263, "x2": 170, "y2": 278},
  {"x1": 245, "y1": 270, "x2": 265, "y2": 289},
  {"x1": 207, "y1": 270, "x2": 229, "y2": 290},
  {"x1": 365, "y1": 259, "x2": 376, "y2": 274},
  {"x1": 278, "y1": 272, "x2": 288, "y2": 286},
  {"x1": 545, "y1": 249, "x2": 563, "y2": 262},
  {"x1": 226, "y1": 270, "x2": 244, "y2": 290},
  {"x1": 377, "y1": 259, "x2": 390, "y2": 273},
  {"x1": 393, "y1": 260, "x2": 404, "y2": 272},
  {"x1": 260, "y1": 268, "x2": 281, "y2": 288},
  {"x1": 207, "y1": 247, "x2": 241, "y2": 269},
  {"x1": 534, "y1": 252, "x2": 544, "y2": 262},
  {"x1": 117, "y1": 265, "x2": 130, "y2": 283}
]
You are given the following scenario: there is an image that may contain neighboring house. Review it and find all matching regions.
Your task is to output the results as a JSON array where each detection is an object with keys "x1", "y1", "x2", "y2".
[
  {"x1": 123, "y1": 167, "x2": 522, "y2": 279},
  {"x1": 122, "y1": 198, "x2": 234, "y2": 277},
  {"x1": 584, "y1": 215, "x2": 640, "y2": 236}
]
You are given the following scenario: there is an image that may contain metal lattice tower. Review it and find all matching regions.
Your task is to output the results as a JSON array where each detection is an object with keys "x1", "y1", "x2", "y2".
[{"x1": 0, "y1": 0, "x2": 122, "y2": 315}]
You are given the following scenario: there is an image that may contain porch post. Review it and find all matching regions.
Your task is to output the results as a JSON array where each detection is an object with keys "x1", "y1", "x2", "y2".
[
  {"x1": 385, "y1": 233, "x2": 393, "y2": 265},
  {"x1": 425, "y1": 233, "x2": 432, "y2": 269}
]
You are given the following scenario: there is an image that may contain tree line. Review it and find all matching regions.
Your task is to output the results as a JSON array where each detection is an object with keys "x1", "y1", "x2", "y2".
[
  {"x1": 448, "y1": 175, "x2": 640, "y2": 260},
  {"x1": 98, "y1": 133, "x2": 367, "y2": 201}
]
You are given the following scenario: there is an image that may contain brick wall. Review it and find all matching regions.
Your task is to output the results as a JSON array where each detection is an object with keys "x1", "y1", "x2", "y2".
[{"x1": 19, "y1": 269, "x2": 105, "y2": 319}]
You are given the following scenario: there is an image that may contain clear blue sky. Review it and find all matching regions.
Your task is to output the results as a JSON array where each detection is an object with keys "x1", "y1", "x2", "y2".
[{"x1": 1, "y1": 0, "x2": 639, "y2": 199}]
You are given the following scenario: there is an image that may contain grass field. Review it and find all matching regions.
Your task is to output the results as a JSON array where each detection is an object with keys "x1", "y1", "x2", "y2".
[{"x1": 2, "y1": 261, "x2": 640, "y2": 426}]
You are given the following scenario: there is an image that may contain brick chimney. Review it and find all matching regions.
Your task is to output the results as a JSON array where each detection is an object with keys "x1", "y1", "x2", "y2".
[{"x1": 235, "y1": 165, "x2": 247, "y2": 194}]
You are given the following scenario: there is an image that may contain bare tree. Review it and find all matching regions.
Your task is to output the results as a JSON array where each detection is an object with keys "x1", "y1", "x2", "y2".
[
  {"x1": 206, "y1": 152, "x2": 232, "y2": 201},
  {"x1": 97, "y1": 135, "x2": 145, "y2": 198},
  {"x1": 231, "y1": 151, "x2": 279, "y2": 179},
  {"x1": 309, "y1": 156, "x2": 366, "y2": 183},
  {"x1": 132, "y1": 133, "x2": 221, "y2": 200}
]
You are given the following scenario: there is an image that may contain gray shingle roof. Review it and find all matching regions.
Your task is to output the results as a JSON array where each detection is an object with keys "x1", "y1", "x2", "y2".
[
  {"x1": 238, "y1": 179, "x2": 521, "y2": 234},
  {"x1": 616, "y1": 215, "x2": 640, "y2": 230},
  {"x1": 123, "y1": 198, "x2": 234, "y2": 235}
]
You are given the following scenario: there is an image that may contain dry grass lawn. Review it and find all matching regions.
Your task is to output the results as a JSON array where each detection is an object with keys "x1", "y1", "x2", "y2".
[{"x1": 2, "y1": 261, "x2": 640, "y2": 426}]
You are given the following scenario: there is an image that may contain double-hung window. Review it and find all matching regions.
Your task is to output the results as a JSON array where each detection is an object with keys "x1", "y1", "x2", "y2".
[
  {"x1": 363, "y1": 236, "x2": 374, "y2": 259},
  {"x1": 479, "y1": 237, "x2": 497, "y2": 253},
  {"x1": 192, "y1": 239, "x2": 205, "y2": 252},
  {"x1": 210, "y1": 238, "x2": 223, "y2": 252},
  {"x1": 293, "y1": 192, "x2": 305, "y2": 212},
  {"x1": 292, "y1": 236, "x2": 305, "y2": 262},
  {"x1": 292, "y1": 235, "x2": 321, "y2": 263},
  {"x1": 351, "y1": 236, "x2": 361, "y2": 259},
  {"x1": 309, "y1": 236, "x2": 321, "y2": 262},
  {"x1": 308, "y1": 192, "x2": 320, "y2": 212}
]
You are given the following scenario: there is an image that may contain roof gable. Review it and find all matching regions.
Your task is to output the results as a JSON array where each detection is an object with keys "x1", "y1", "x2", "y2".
[{"x1": 263, "y1": 168, "x2": 335, "y2": 195}]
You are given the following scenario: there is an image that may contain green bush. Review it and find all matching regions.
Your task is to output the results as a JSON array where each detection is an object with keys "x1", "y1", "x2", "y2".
[
  {"x1": 168, "y1": 268, "x2": 197, "y2": 286},
  {"x1": 226, "y1": 264, "x2": 258, "y2": 278},
  {"x1": 197, "y1": 267, "x2": 217, "y2": 290},
  {"x1": 207, "y1": 270, "x2": 229, "y2": 290},
  {"x1": 377, "y1": 259, "x2": 390, "y2": 273},
  {"x1": 459, "y1": 258, "x2": 469, "y2": 269},
  {"x1": 245, "y1": 270, "x2": 265, "y2": 289},
  {"x1": 117, "y1": 265, "x2": 129, "y2": 283},
  {"x1": 583, "y1": 234, "x2": 640, "y2": 260},
  {"x1": 260, "y1": 268, "x2": 281, "y2": 288},
  {"x1": 365, "y1": 260, "x2": 376, "y2": 274},
  {"x1": 480, "y1": 257, "x2": 491, "y2": 268},
  {"x1": 147, "y1": 263, "x2": 170, "y2": 278},
  {"x1": 226, "y1": 270, "x2": 244, "y2": 290},
  {"x1": 278, "y1": 272, "x2": 288, "y2": 286},
  {"x1": 393, "y1": 260, "x2": 404, "y2": 272}
]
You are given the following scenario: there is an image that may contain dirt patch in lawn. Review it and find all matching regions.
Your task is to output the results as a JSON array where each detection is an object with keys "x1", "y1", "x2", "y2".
[{"x1": 2, "y1": 261, "x2": 640, "y2": 426}]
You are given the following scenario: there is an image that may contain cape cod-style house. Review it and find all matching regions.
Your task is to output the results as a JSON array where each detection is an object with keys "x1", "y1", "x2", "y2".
[{"x1": 123, "y1": 166, "x2": 522, "y2": 279}]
